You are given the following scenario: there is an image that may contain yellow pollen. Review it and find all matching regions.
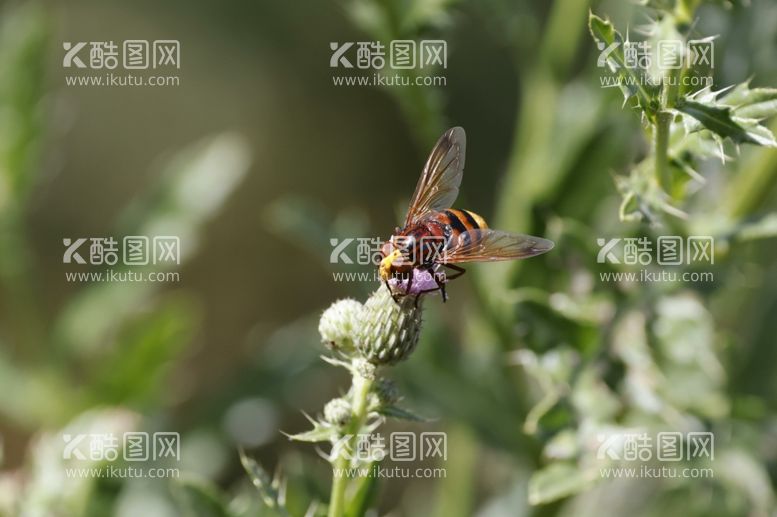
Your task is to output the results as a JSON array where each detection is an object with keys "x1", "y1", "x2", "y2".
[{"x1": 379, "y1": 249, "x2": 402, "y2": 281}]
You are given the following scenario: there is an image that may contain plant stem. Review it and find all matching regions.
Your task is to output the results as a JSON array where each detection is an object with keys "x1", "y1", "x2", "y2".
[
  {"x1": 725, "y1": 120, "x2": 777, "y2": 217},
  {"x1": 328, "y1": 370, "x2": 374, "y2": 517},
  {"x1": 656, "y1": 68, "x2": 679, "y2": 192},
  {"x1": 655, "y1": 111, "x2": 672, "y2": 191}
]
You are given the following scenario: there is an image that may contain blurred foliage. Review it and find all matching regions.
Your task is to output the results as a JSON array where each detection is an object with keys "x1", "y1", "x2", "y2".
[{"x1": 0, "y1": 0, "x2": 777, "y2": 516}]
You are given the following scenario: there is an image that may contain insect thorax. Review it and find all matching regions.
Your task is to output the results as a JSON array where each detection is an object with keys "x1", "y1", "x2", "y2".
[{"x1": 394, "y1": 219, "x2": 451, "y2": 267}]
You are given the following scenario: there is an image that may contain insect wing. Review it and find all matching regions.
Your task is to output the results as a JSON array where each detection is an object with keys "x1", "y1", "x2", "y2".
[
  {"x1": 404, "y1": 127, "x2": 466, "y2": 226},
  {"x1": 442, "y1": 228, "x2": 554, "y2": 263}
]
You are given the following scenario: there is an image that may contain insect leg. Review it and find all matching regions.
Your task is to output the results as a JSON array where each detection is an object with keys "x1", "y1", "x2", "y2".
[
  {"x1": 414, "y1": 268, "x2": 444, "y2": 306},
  {"x1": 385, "y1": 279, "x2": 401, "y2": 304},
  {"x1": 443, "y1": 263, "x2": 467, "y2": 281},
  {"x1": 433, "y1": 272, "x2": 448, "y2": 303}
]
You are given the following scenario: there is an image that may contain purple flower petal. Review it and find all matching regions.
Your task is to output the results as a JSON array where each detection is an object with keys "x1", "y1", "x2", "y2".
[{"x1": 388, "y1": 267, "x2": 446, "y2": 296}]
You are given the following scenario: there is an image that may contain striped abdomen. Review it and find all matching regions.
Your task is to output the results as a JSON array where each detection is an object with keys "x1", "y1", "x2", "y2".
[
  {"x1": 392, "y1": 210, "x2": 488, "y2": 268},
  {"x1": 435, "y1": 209, "x2": 489, "y2": 237}
]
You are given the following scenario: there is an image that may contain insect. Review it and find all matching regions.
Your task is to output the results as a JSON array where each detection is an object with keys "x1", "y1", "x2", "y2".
[{"x1": 379, "y1": 127, "x2": 554, "y2": 302}]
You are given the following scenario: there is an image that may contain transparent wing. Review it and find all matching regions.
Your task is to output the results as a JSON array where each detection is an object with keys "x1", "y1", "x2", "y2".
[
  {"x1": 442, "y1": 229, "x2": 554, "y2": 263},
  {"x1": 404, "y1": 127, "x2": 466, "y2": 226}
]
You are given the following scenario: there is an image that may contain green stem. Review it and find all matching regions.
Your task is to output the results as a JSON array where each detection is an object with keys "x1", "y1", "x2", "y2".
[
  {"x1": 656, "y1": 68, "x2": 680, "y2": 192},
  {"x1": 329, "y1": 452, "x2": 349, "y2": 517},
  {"x1": 328, "y1": 370, "x2": 374, "y2": 517},
  {"x1": 675, "y1": 0, "x2": 701, "y2": 26},
  {"x1": 725, "y1": 120, "x2": 777, "y2": 217},
  {"x1": 655, "y1": 111, "x2": 672, "y2": 192}
]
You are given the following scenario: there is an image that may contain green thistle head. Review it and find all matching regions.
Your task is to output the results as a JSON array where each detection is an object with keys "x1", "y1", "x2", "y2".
[
  {"x1": 356, "y1": 285, "x2": 424, "y2": 365},
  {"x1": 318, "y1": 299, "x2": 364, "y2": 355},
  {"x1": 323, "y1": 397, "x2": 352, "y2": 427}
]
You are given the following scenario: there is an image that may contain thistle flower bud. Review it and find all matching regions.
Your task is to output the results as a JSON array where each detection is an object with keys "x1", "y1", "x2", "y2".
[
  {"x1": 323, "y1": 397, "x2": 352, "y2": 427},
  {"x1": 366, "y1": 378, "x2": 400, "y2": 413},
  {"x1": 318, "y1": 299, "x2": 364, "y2": 355},
  {"x1": 356, "y1": 285, "x2": 423, "y2": 365},
  {"x1": 372, "y1": 378, "x2": 400, "y2": 406}
]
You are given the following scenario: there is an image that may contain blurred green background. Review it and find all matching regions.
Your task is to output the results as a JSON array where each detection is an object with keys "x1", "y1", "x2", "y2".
[{"x1": 1, "y1": 0, "x2": 777, "y2": 515}]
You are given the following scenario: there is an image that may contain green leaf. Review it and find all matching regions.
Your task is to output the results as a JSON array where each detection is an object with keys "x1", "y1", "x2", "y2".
[
  {"x1": 238, "y1": 449, "x2": 289, "y2": 516},
  {"x1": 677, "y1": 84, "x2": 777, "y2": 147},
  {"x1": 619, "y1": 190, "x2": 641, "y2": 222},
  {"x1": 636, "y1": 0, "x2": 675, "y2": 11},
  {"x1": 90, "y1": 296, "x2": 196, "y2": 407},
  {"x1": 119, "y1": 133, "x2": 251, "y2": 240},
  {"x1": 675, "y1": 98, "x2": 764, "y2": 145},
  {"x1": 729, "y1": 213, "x2": 777, "y2": 241},
  {"x1": 528, "y1": 462, "x2": 592, "y2": 506},
  {"x1": 344, "y1": 462, "x2": 380, "y2": 517},
  {"x1": 285, "y1": 417, "x2": 337, "y2": 443},
  {"x1": 53, "y1": 133, "x2": 250, "y2": 361},
  {"x1": 0, "y1": 3, "x2": 48, "y2": 206},
  {"x1": 378, "y1": 405, "x2": 429, "y2": 422},
  {"x1": 614, "y1": 166, "x2": 688, "y2": 223},
  {"x1": 720, "y1": 84, "x2": 777, "y2": 120},
  {"x1": 588, "y1": 13, "x2": 659, "y2": 115}
]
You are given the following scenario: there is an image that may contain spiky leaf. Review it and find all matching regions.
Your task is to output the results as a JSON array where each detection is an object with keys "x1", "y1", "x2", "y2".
[
  {"x1": 379, "y1": 405, "x2": 429, "y2": 422},
  {"x1": 720, "y1": 83, "x2": 777, "y2": 119},
  {"x1": 589, "y1": 13, "x2": 659, "y2": 115},
  {"x1": 286, "y1": 421, "x2": 337, "y2": 443},
  {"x1": 238, "y1": 449, "x2": 289, "y2": 516},
  {"x1": 676, "y1": 98, "x2": 775, "y2": 146}
]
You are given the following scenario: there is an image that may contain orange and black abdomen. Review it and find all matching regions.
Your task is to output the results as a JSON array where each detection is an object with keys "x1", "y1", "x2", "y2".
[
  {"x1": 437, "y1": 209, "x2": 488, "y2": 236},
  {"x1": 395, "y1": 210, "x2": 488, "y2": 268}
]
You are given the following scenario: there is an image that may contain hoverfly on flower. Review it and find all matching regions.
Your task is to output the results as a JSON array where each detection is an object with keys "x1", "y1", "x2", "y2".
[{"x1": 379, "y1": 127, "x2": 554, "y2": 302}]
